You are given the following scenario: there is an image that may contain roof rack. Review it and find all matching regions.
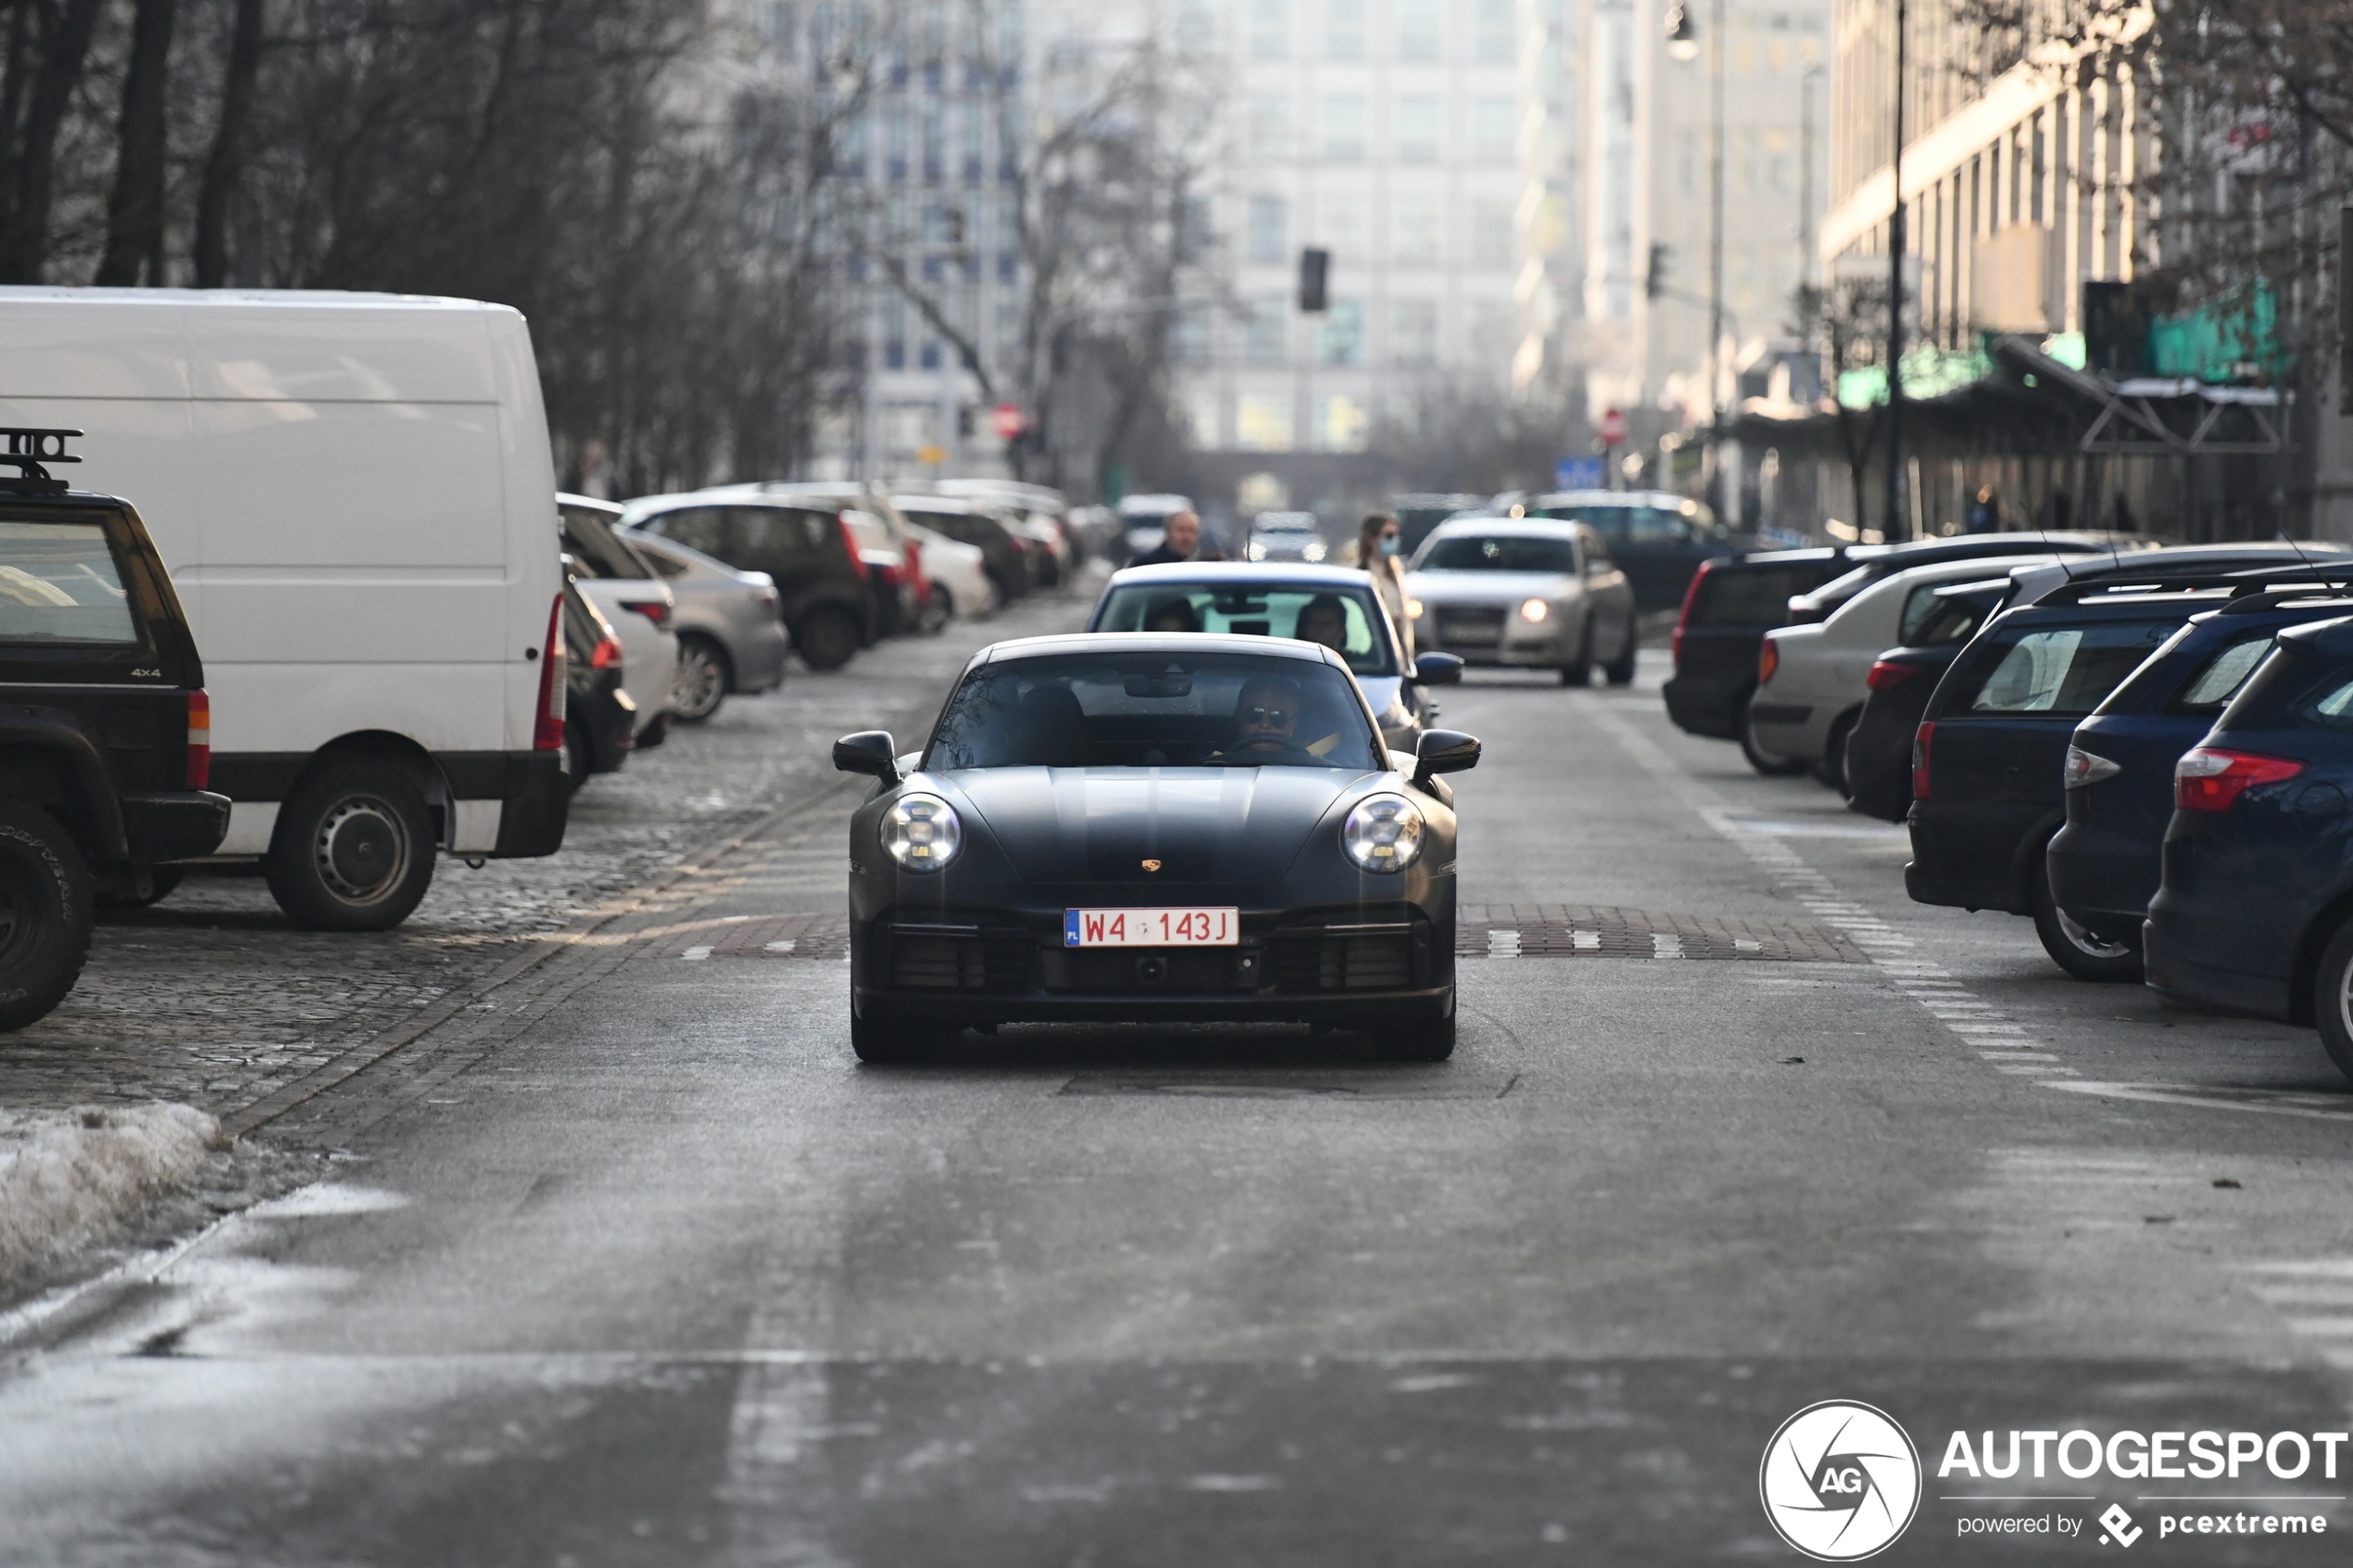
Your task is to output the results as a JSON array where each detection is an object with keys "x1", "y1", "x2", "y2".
[{"x1": 0, "y1": 428, "x2": 82, "y2": 495}]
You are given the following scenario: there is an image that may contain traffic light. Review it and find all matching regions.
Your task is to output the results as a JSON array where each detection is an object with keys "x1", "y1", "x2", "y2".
[
  {"x1": 1299, "y1": 247, "x2": 1329, "y2": 314},
  {"x1": 1645, "y1": 244, "x2": 1669, "y2": 302}
]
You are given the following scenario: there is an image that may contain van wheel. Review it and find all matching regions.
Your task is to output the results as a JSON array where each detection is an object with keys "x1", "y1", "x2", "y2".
[
  {"x1": 795, "y1": 607, "x2": 862, "y2": 672},
  {"x1": 2030, "y1": 862, "x2": 2143, "y2": 983},
  {"x1": 266, "y1": 762, "x2": 435, "y2": 932},
  {"x1": 672, "y1": 635, "x2": 729, "y2": 723},
  {"x1": 2310, "y1": 921, "x2": 2353, "y2": 1084},
  {"x1": 0, "y1": 802, "x2": 94, "y2": 1031},
  {"x1": 1810, "y1": 711, "x2": 1858, "y2": 794}
]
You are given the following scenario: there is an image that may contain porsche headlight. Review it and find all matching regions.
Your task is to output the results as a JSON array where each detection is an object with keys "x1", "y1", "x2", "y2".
[
  {"x1": 882, "y1": 793, "x2": 962, "y2": 872},
  {"x1": 1342, "y1": 793, "x2": 1426, "y2": 872}
]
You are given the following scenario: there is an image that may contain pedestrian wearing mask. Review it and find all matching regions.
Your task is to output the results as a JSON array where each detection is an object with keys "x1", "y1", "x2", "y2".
[{"x1": 1342, "y1": 512, "x2": 1414, "y2": 659}]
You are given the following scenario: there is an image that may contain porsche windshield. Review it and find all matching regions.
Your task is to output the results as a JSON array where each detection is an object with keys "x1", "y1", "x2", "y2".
[
  {"x1": 927, "y1": 652, "x2": 1385, "y2": 771},
  {"x1": 1091, "y1": 583, "x2": 1396, "y2": 674}
]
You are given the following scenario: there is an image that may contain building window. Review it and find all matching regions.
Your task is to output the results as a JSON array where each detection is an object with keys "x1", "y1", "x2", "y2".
[
  {"x1": 1390, "y1": 190, "x2": 1441, "y2": 266},
  {"x1": 1396, "y1": 0, "x2": 1441, "y2": 57},
  {"x1": 1238, "y1": 392, "x2": 1294, "y2": 450},
  {"x1": 1327, "y1": 0, "x2": 1365, "y2": 57},
  {"x1": 1315, "y1": 394, "x2": 1368, "y2": 451},
  {"x1": 1317, "y1": 299, "x2": 1363, "y2": 366},
  {"x1": 1248, "y1": 94, "x2": 1290, "y2": 158},
  {"x1": 1395, "y1": 96, "x2": 1441, "y2": 161},
  {"x1": 1474, "y1": 0, "x2": 1513, "y2": 62},
  {"x1": 1248, "y1": 195, "x2": 1288, "y2": 263},
  {"x1": 1250, "y1": 0, "x2": 1289, "y2": 58},
  {"x1": 1391, "y1": 298, "x2": 1438, "y2": 365},
  {"x1": 1470, "y1": 99, "x2": 1515, "y2": 163},
  {"x1": 1322, "y1": 94, "x2": 1367, "y2": 160},
  {"x1": 1172, "y1": 303, "x2": 1214, "y2": 365},
  {"x1": 1466, "y1": 300, "x2": 1514, "y2": 359},
  {"x1": 1317, "y1": 188, "x2": 1366, "y2": 261},
  {"x1": 1244, "y1": 295, "x2": 1288, "y2": 363},
  {"x1": 1469, "y1": 196, "x2": 1513, "y2": 268}
]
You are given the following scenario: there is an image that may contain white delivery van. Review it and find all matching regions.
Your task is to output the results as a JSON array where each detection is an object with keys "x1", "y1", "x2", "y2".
[{"x1": 0, "y1": 287, "x2": 569, "y2": 930}]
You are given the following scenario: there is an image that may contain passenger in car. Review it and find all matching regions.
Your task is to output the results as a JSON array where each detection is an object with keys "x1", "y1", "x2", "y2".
[
  {"x1": 1145, "y1": 596, "x2": 1202, "y2": 633},
  {"x1": 1294, "y1": 594, "x2": 1350, "y2": 654}
]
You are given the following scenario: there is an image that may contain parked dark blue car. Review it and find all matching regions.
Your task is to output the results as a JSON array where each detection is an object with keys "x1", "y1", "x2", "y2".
[
  {"x1": 2050, "y1": 583, "x2": 2353, "y2": 972},
  {"x1": 2144, "y1": 614, "x2": 2353, "y2": 1081}
]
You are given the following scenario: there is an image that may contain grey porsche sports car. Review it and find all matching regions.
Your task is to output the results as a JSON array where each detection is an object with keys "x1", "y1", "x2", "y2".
[{"x1": 834, "y1": 633, "x2": 1481, "y2": 1063}]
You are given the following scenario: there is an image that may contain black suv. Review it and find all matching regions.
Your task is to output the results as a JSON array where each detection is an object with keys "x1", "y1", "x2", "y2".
[
  {"x1": 624, "y1": 496, "x2": 876, "y2": 672},
  {"x1": 1, "y1": 430, "x2": 230, "y2": 1029}
]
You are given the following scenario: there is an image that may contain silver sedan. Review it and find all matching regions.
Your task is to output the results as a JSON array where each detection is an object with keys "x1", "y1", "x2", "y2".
[
  {"x1": 623, "y1": 529, "x2": 793, "y2": 721},
  {"x1": 1404, "y1": 518, "x2": 1640, "y2": 686}
]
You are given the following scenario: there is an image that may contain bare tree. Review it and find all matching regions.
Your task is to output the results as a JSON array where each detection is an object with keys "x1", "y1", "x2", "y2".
[{"x1": 1793, "y1": 279, "x2": 1886, "y2": 525}]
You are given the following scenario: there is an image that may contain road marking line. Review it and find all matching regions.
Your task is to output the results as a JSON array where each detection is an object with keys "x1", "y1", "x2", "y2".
[
  {"x1": 1652, "y1": 933, "x2": 1684, "y2": 960},
  {"x1": 1487, "y1": 928, "x2": 1521, "y2": 958},
  {"x1": 2046, "y1": 1082, "x2": 2353, "y2": 1121}
]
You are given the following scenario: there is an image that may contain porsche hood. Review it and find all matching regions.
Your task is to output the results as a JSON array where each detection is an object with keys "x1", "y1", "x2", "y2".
[{"x1": 937, "y1": 766, "x2": 1376, "y2": 884}]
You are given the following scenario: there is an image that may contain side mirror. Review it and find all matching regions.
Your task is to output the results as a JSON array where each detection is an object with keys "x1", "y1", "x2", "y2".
[
  {"x1": 1416, "y1": 728, "x2": 1481, "y2": 779},
  {"x1": 832, "y1": 730, "x2": 900, "y2": 783},
  {"x1": 1413, "y1": 651, "x2": 1465, "y2": 686}
]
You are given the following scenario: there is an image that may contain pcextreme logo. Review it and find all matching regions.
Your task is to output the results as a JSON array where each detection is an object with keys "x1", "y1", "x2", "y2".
[{"x1": 1760, "y1": 1400, "x2": 1924, "y2": 1562}]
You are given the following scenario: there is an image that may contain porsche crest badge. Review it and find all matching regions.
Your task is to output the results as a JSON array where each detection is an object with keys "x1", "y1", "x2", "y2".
[{"x1": 1140, "y1": 859, "x2": 1162, "y2": 872}]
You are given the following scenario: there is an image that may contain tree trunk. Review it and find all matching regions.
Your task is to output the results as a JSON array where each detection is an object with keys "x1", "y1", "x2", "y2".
[
  {"x1": 94, "y1": 0, "x2": 179, "y2": 287},
  {"x1": 193, "y1": 0, "x2": 263, "y2": 287},
  {"x1": 1, "y1": 0, "x2": 105, "y2": 282}
]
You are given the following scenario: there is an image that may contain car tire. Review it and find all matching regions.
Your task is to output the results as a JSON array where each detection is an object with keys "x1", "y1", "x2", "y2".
[
  {"x1": 795, "y1": 606, "x2": 862, "y2": 672},
  {"x1": 672, "y1": 635, "x2": 730, "y2": 723},
  {"x1": 850, "y1": 1010, "x2": 945, "y2": 1063},
  {"x1": 563, "y1": 720, "x2": 594, "y2": 797},
  {"x1": 264, "y1": 761, "x2": 436, "y2": 933},
  {"x1": 1604, "y1": 628, "x2": 1638, "y2": 685},
  {"x1": 1377, "y1": 1010, "x2": 1456, "y2": 1061},
  {"x1": 2310, "y1": 921, "x2": 2353, "y2": 1085},
  {"x1": 1811, "y1": 710, "x2": 1858, "y2": 794},
  {"x1": 0, "y1": 801, "x2": 95, "y2": 1031},
  {"x1": 2030, "y1": 861, "x2": 2143, "y2": 983},
  {"x1": 1740, "y1": 696, "x2": 1810, "y2": 777},
  {"x1": 1560, "y1": 621, "x2": 1594, "y2": 686}
]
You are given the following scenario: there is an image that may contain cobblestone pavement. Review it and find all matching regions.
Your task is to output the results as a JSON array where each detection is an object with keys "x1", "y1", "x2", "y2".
[{"x1": 0, "y1": 583, "x2": 1095, "y2": 1123}]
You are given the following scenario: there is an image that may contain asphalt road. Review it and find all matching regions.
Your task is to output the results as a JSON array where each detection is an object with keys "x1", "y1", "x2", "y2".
[{"x1": 6, "y1": 632, "x2": 2353, "y2": 1566}]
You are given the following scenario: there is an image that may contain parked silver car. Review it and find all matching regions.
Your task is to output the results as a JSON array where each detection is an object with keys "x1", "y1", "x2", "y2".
[
  {"x1": 559, "y1": 495, "x2": 677, "y2": 746},
  {"x1": 621, "y1": 528, "x2": 793, "y2": 722},
  {"x1": 1405, "y1": 517, "x2": 1641, "y2": 685}
]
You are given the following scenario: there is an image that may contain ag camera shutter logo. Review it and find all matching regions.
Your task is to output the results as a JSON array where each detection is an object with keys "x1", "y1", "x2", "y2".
[{"x1": 1759, "y1": 1400, "x2": 1922, "y2": 1561}]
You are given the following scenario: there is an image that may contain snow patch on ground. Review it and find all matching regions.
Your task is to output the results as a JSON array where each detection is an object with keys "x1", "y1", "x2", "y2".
[{"x1": 0, "y1": 1104, "x2": 224, "y2": 1286}]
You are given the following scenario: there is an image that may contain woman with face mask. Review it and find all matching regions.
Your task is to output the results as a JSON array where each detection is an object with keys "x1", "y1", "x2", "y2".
[{"x1": 1340, "y1": 511, "x2": 1413, "y2": 659}]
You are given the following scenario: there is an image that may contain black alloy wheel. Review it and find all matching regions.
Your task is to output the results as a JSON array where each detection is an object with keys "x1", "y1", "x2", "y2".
[
  {"x1": 1739, "y1": 694, "x2": 1810, "y2": 777},
  {"x1": 264, "y1": 761, "x2": 436, "y2": 932},
  {"x1": 2311, "y1": 920, "x2": 2353, "y2": 1084},
  {"x1": 0, "y1": 801, "x2": 94, "y2": 1031},
  {"x1": 2029, "y1": 861, "x2": 2143, "y2": 984},
  {"x1": 795, "y1": 606, "x2": 862, "y2": 672},
  {"x1": 672, "y1": 635, "x2": 730, "y2": 723}
]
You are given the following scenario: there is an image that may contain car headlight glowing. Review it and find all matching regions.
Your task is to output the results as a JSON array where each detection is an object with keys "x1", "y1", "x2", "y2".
[
  {"x1": 1302, "y1": 539, "x2": 1327, "y2": 561},
  {"x1": 1342, "y1": 793, "x2": 1426, "y2": 873},
  {"x1": 1247, "y1": 540, "x2": 1267, "y2": 559},
  {"x1": 1405, "y1": 597, "x2": 1424, "y2": 619},
  {"x1": 1520, "y1": 598, "x2": 1549, "y2": 622},
  {"x1": 882, "y1": 793, "x2": 962, "y2": 871}
]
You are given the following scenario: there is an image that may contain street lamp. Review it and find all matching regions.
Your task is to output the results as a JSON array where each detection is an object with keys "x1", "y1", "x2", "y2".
[{"x1": 1666, "y1": 0, "x2": 1724, "y2": 526}]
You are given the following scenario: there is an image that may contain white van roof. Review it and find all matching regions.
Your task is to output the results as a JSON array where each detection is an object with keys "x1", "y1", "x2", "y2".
[{"x1": 0, "y1": 286, "x2": 523, "y2": 404}]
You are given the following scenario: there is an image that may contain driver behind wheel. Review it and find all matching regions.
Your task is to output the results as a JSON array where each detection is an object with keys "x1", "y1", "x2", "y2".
[{"x1": 1220, "y1": 673, "x2": 1308, "y2": 759}]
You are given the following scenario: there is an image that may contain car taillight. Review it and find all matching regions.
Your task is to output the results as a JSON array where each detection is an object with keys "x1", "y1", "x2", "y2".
[
  {"x1": 2063, "y1": 744, "x2": 2122, "y2": 790},
  {"x1": 1757, "y1": 636, "x2": 1780, "y2": 686},
  {"x1": 1866, "y1": 659, "x2": 1921, "y2": 691},
  {"x1": 1672, "y1": 558, "x2": 1713, "y2": 667},
  {"x1": 533, "y1": 593, "x2": 568, "y2": 750},
  {"x1": 905, "y1": 537, "x2": 929, "y2": 606},
  {"x1": 1911, "y1": 721, "x2": 1935, "y2": 801},
  {"x1": 619, "y1": 599, "x2": 668, "y2": 627},
  {"x1": 837, "y1": 510, "x2": 862, "y2": 569},
  {"x1": 589, "y1": 634, "x2": 623, "y2": 670},
  {"x1": 184, "y1": 690, "x2": 210, "y2": 789},
  {"x1": 2175, "y1": 747, "x2": 2305, "y2": 812}
]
